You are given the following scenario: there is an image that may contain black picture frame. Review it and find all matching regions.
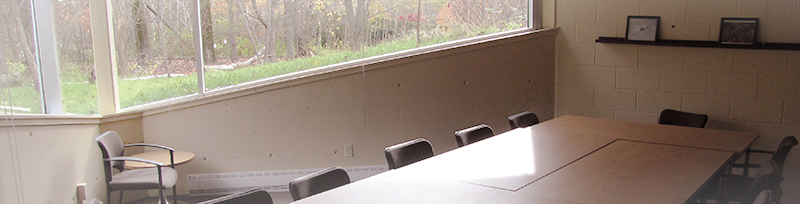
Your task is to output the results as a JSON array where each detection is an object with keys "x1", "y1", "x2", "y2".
[
  {"x1": 625, "y1": 16, "x2": 660, "y2": 42},
  {"x1": 719, "y1": 18, "x2": 758, "y2": 45}
]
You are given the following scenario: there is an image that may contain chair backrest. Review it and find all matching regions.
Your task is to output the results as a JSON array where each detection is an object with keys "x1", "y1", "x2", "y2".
[
  {"x1": 198, "y1": 188, "x2": 273, "y2": 204},
  {"x1": 508, "y1": 111, "x2": 539, "y2": 129},
  {"x1": 455, "y1": 124, "x2": 494, "y2": 147},
  {"x1": 95, "y1": 131, "x2": 126, "y2": 183},
  {"x1": 746, "y1": 160, "x2": 784, "y2": 203},
  {"x1": 384, "y1": 138, "x2": 434, "y2": 169},
  {"x1": 289, "y1": 166, "x2": 350, "y2": 201},
  {"x1": 770, "y1": 136, "x2": 798, "y2": 171},
  {"x1": 658, "y1": 109, "x2": 708, "y2": 128}
]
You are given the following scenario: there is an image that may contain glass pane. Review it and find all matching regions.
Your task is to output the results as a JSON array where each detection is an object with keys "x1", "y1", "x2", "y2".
[
  {"x1": 54, "y1": 0, "x2": 99, "y2": 115},
  {"x1": 0, "y1": 0, "x2": 43, "y2": 114},
  {"x1": 113, "y1": 0, "x2": 198, "y2": 109},
  {"x1": 203, "y1": 0, "x2": 529, "y2": 91}
]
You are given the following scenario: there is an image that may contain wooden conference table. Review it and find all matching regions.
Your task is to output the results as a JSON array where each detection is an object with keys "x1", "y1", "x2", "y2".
[{"x1": 292, "y1": 115, "x2": 759, "y2": 204}]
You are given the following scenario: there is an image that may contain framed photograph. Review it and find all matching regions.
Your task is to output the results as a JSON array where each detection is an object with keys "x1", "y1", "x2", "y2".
[
  {"x1": 625, "y1": 16, "x2": 660, "y2": 41},
  {"x1": 719, "y1": 18, "x2": 758, "y2": 45}
]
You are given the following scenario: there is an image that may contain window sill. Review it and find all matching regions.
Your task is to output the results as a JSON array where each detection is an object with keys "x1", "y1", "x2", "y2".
[{"x1": 0, "y1": 114, "x2": 101, "y2": 127}]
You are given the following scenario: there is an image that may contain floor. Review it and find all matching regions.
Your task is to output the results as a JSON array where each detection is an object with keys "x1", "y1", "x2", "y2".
[{"x1": 127, "y1": 191, "x2": 293, "y2": 204}]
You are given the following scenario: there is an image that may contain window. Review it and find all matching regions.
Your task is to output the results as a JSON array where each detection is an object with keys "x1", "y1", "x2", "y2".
[
  {"x1": 123, "y1": 0, "x2": 532, "y2": 109},
  {"x1": 201, "y1": 0, "x2": 530, "y2": 92},
  {"x1": 1, "y1": 0, "x2": 100, "y2": 115},
  {"x1": 3, "y1": 0, "x2": 537, "y2": 115},
  {"x1": 55, "y1": 0, "x2": 99, "y2": 114},
  {"x1": 1, "y1": 0, "x2": 42, "y2": 114},
  {"x1": 113, "y1": 0, "x2": 198, "y2": 109}
]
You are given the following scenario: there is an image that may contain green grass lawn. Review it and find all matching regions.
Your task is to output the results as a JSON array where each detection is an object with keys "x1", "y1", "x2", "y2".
[{"x1": 3, "y1": 28, "x2": 498, "y2": 115}]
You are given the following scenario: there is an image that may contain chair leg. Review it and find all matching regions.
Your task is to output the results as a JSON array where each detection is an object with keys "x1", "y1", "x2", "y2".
[
  {"x1": 106, "y1": 192, "x2": 111, "y2": 204},
  {"x1": 159, "y1": 189, "x2": 166, "y2": 204},
  {"x1": 172, "y1": 186, "x2": 178, "y2": 204},
  {"x1": 118, "y1": 191, "x2": 124, "y2": 204}
]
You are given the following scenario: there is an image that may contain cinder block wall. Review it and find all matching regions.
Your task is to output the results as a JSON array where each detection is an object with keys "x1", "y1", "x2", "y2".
[{"x1": 552, "y1": 1, "x2": 799, "y2": 202}]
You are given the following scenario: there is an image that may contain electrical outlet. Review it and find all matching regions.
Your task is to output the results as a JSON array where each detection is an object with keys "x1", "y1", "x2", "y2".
[
  {"x1": 345, "y1": 144, "x2": 354, "y2": 157},
  {"x1": 76, "y1": 183, "x2": 86, "y2": 204}
]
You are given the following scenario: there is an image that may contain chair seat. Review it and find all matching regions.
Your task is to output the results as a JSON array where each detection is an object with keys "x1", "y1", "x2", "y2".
[{"x1": 109, "y1": 167, "x2": 178, "y2": 190}]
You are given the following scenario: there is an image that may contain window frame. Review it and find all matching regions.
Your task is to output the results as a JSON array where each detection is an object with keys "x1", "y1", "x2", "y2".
[{"x1": 22, "y1": 0, "x2": 541, "y2": 116}]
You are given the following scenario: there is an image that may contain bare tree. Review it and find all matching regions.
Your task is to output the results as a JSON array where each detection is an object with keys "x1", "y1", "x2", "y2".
[
  {"x1": 227, "y1": 2, "x2": 238, "y2": 62},
  {"x1": 283, "y1": 0, "x2": 297, "y2": 59},
  {"x1": 342, "y1": 0, "x2": 370, "y2": 50},
  {"x1": 201, "y1": 0, "x2": 217, "y2": 63},
  {"x1": 9, "y1": 0, "x2": 40, "y2": 91},
  {"x1": 133, "y1": 0, "x2": 150, "y2": 66}
]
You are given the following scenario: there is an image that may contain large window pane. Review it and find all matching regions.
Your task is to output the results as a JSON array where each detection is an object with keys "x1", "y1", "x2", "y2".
[
  {"x1": 113, "y1": 0, "x2": 198, "y2": 109},
  {"x1": 202, "y1": 0, "x2": 528, "y2": 91},
  {"x1": 54, "y1": 0, "x2": 99, "y2": 115},
  {"x1": 0, "y1": 0, "x2": 43, "y2": 115}
]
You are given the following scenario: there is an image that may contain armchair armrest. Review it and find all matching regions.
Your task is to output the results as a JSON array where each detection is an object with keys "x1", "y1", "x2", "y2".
[
  {"x1": 746, "y1": 149, "x2": 775, "y2": 154},
  {"x1": 105, "y1": 156, "x2": 166, "y2": 167},
  {"x1": 122, "y1": 143, "x2": 177, "y2": 167},
  {"x1": 732, "y1": 163, "x2": 761, "y2": 168},
  {"x1": 124, "y1": 143, "x2": 176, "y2": 151}
]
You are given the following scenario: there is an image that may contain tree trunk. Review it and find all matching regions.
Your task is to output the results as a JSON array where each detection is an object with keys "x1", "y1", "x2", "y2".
[
  {"x1": 227, "y1": 2, "x2": 238, "y2": 62},
  {"x1": 0, "y1": 13, "x2": 9, "y2": 75},
  {"x1": 355, "y1": 0, "x2": 368, "y2": 48},
  {"x1": 115, "y1": 31, "x2": 128, "y2": 78},
  {"x1": 265, "y1": 0, "x2": 276, "y2": 62},
  {"x1": 11, "y1": 0, "x2": 40, "y2": 92},
  {"x1": 416, "y1": 0, "x2": 421, "y2": 46},
  {"x1": 244, "y1": 0, "x2": 265, "y2": 62},
  {"x1": 283, "y1": 0, "x2": 296, "y2": 59},
  {"x1": 201, "y1": 0, "x2": 217, "y2": 63},
  {"x1": 343, "y1": 0, "x2": 356, "y2": 50},
  {"x1": 133, "y1": 0, "x2": 150, "y2": 66}
]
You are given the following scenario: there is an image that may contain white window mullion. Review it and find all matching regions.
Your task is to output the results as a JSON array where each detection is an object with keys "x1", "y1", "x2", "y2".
[
  {"x1": 89, "y1": 0, "x2": 120, "y2": 115},
  {"x1": 531, "y1": 0, "x2": 543, "y2": 29},
  {"x1": 31, "y1": 0, "x2": 63, "y2": 114},
  {"x1": 192, "y1": 0, "x2": 205, "y2": 95}
]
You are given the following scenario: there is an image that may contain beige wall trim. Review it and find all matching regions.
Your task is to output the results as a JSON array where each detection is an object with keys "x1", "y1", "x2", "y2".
[
  {"x1": 133, "y1": 28, "x2": 559, "y2": 117},
  {"x1": 0, "y1": 115, "x2": 100, "y2": 127},
  {"x1": 1, "y1": 111, "x2": 140, "y2": 127},
  {"x1": 99, "y1": 111, "x2": 144, "y2": 123}
]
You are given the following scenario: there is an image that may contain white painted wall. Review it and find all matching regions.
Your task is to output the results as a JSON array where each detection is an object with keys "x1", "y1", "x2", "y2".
[
  {"x1": 0, "y1": 124, "x2": 105, "y2": 204},
  {"x1": 552, "y1": 0, "x2": 800, "y2": 202}
]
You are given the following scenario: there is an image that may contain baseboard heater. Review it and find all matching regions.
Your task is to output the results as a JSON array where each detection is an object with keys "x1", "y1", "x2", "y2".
[{"x1": 187, "y1": 165, "x2": 389, "y2": 197}]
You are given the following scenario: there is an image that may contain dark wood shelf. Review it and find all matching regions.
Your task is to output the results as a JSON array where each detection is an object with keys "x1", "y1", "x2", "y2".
[{"x1": 595, "y1": 37, "x2": 800, "y2": 51}]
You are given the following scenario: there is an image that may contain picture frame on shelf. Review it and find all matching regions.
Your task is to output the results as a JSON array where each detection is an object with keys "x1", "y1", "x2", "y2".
[
  {"x1": 625, "y1": 16, "x2": 660, "y2": 42},
  {"x1": 719, "y1": 18, "x2": 758, "y2": 45}
]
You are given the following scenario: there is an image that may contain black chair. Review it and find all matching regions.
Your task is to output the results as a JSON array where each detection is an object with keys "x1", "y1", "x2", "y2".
[
  {"x1": 289, "y1": 166, "x2": 350, "y2": 201},
  {"x1": 738, "y1": 136, "x2": 798, "y2": 178},
  {"x1": 197, "y1": 188, "x2": 273, "y2": 204},
  {"x1": 455, "y1": 124, "x2": 494, "y2": 147},
  {"x1": 384, "y1": 138, "x2": 434, "y2": 169},
  {"x1": 508, "y1": 111, "x2": 539, "y2": 128},
  {"x1": 95, "y1": 131, "x2": 178, "y2": 204},
  {"x1": 700, "y1": 160, "x2": 785, "y2": 204},
  {"x1": 695, "y1": 137, "x2": 797, "y2": 203},
  {"x1": 658, "y1": 109, "x2": 708, "y2": 128}
]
